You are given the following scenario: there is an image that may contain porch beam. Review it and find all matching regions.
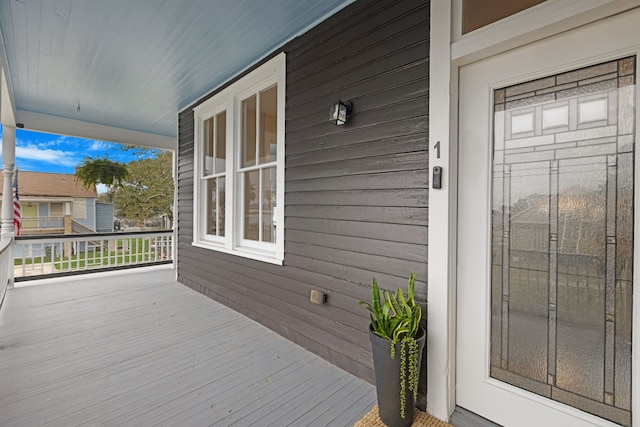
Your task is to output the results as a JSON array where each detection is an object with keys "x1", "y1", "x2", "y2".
[{"x1": 15, "y1": 110, "x2": 176, "y2": 151}]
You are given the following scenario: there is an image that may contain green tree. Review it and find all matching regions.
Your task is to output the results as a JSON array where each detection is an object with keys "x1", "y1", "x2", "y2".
[{"x1": 109, "y1": 151, "x2": 174, "y2": 227}]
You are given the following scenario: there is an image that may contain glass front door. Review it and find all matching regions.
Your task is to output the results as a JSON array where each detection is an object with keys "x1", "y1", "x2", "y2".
[
  {"x1": 490, "y1": 57, "x2": 635, "y2": 426},
  {"x1": 456, "y1": 10, "x2": 640, "y2": 426}
]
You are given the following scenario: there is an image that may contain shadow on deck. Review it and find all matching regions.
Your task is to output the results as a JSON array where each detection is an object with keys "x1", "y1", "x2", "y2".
[{"x1": 0, "y1": 266, "x2": 375, "y2": 426}]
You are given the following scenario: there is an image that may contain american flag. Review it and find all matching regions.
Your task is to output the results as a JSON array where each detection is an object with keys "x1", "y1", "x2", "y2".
[{"x1": 13, "y1": 168, "x2": 21, "y2": 236}]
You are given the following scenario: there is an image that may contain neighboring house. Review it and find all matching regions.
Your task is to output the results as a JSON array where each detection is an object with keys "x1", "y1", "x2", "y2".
[
  {"x1": 0, "y1": 1, "x2": 637, "y2": 426},
  {"x1": 0, "y1": 171, "x2": 112, "y2": 235}
]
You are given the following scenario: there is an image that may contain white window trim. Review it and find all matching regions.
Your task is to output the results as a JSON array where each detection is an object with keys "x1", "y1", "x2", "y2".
[{"x1": 192, "y1": 53, "x2": 285, "y2": 265}]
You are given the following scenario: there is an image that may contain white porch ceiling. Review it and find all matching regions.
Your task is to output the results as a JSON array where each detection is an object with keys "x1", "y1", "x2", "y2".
[{"x1": 0, "y1": 0, "x2": 354, "y2": 149}]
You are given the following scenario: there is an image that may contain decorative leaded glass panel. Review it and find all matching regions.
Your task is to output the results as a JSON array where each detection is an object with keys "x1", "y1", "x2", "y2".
[{"x1": 490, "y1": 56, "x2": 635, "y2": 427}]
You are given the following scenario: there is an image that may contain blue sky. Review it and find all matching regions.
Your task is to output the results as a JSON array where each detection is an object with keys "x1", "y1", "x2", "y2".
[{"x1": 0, "y1": 128, "x2": 144, "y2": 192}]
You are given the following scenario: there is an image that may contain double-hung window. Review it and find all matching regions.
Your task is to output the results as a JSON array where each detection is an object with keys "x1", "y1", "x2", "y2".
[{"x1": 193, "y1": 53, "x2": 285, "y2": 264}]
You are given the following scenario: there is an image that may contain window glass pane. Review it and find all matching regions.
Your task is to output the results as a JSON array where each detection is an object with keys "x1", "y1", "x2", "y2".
[
  {"x1": 216, "y1": 111, "x2": 226, "y2": 173},
  {"x1": 218, "y1": 177, "x2": 225, "y2": 237},
  {"x1": 259, "y1": 85, "x2": 278, "y2": 164},
  {"x1": 50, "y1": 202, "x2": 63, "y2": 216},
  {"x1": 242, "y1": 95, "x2": 257, "y2": 168},
  {"x1": 203, "y1": 117, "x2": 214, "y2": 176},
  {"x1": 206, "y1": 177, "x2": 225, "y2": 237},
  {"x1": 243, "y1": 170, "x2": 260, "y2": 241},
  {"x1": 206, "y1": 178, "x2": 217, "y2": 235},
  {"x1": 262, "y1": 167, "x2": 276, "y2": 243},
  {"x1": 463, "y1": 0, "x2": 545, "y2": 34}
]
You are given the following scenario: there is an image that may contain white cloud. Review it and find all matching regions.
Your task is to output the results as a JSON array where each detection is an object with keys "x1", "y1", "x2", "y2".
[
  {"x1": 35, "y1": 135, "x2": 67, "y2": 148},
  {"x1": 27, "y1": 134, "x2": 108, "y2": 152},
  {"x1": 89, "y1": 140, "x2": 108, "y2": 151},
  {"x1": 96, "y1": 184, "x2": 108, "y2": 194},
  {"x1": 13, "y1": 143, "x2": 79, "y2": 167}
]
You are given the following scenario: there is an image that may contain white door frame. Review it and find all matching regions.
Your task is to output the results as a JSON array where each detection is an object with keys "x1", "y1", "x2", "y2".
[{"x1": 427, "y1": 1, "x2": 640, "y2": 422}]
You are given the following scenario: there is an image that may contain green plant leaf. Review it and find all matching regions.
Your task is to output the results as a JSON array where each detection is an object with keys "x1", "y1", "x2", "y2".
[
  {"x1": 372, "y1": 278, "x2": 382, "y2": 317},
  {"x1": 407, "y1": 273, "x2": 416, "y2": 305},
  {"x1": 385, "y1": 290, "x2": 402, "y2": 316},
  {"x1": 360, "y1": 274, "x2": 422, "y2": 341}
]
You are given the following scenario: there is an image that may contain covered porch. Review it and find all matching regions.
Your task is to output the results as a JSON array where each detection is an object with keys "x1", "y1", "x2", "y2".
[{"x1": 0, "y1": 266, "x2": 375, "y2": 426}]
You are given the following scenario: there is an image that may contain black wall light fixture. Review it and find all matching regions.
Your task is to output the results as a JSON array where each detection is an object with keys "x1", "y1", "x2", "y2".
[{"x1": 329, "y1": 100, "x2": 353, "y2": 125}]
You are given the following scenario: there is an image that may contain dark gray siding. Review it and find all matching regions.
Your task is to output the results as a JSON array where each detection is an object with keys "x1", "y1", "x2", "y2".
[{"x1": 177, "y1": 0, "x2": 429, "y2": 387}]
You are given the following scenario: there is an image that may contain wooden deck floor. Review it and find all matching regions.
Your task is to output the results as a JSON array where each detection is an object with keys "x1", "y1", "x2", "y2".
[{"x1": 0, "y1": 266, "x2": 376, "y2": 426}]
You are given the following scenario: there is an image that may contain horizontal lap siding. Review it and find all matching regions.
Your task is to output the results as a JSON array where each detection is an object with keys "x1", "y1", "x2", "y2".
[{"x1": 177, "y1": 0, "x2": 429, "y2": 388}]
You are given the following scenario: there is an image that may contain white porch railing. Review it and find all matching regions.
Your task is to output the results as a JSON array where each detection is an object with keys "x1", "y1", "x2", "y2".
[
  {"x1": 14, "y1": 230, "x2": 173, "y2": 281},
  {"x1": 0, "y1": 236, "x2": 12, "y2": 306}
]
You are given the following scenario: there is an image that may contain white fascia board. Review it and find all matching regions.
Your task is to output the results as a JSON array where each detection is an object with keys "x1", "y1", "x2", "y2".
[{"x1": 15, "y1": 110, "x2": 176, "y2": 151}]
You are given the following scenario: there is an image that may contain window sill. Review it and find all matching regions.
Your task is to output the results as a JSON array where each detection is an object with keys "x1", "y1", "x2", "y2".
[{"x1": 191, "y1": 240, "x2": 283, "y2": 265}]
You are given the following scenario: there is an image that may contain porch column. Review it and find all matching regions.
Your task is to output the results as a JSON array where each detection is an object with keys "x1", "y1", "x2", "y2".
[
  {"x1": 1, "y1": 124, "x2": 15, "y2": 238},
  {"x1": 1, "y1": 124, "x2": 16, "y2": 289}
]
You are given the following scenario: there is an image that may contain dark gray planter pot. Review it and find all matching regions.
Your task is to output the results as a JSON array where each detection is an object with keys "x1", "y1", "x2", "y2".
[{"x1": 369, "y1": 325, "x2": 426, "y2": 427}]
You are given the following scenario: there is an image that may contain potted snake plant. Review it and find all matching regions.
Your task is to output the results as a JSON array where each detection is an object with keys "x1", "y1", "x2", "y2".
[{"x1": 358, "y1": 273, "x2": 425, "y2": 427}]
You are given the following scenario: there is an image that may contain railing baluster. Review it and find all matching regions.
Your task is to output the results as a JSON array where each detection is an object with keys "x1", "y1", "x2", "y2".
[{"x1": 19, "y1": 244, "x2": 24, "y2": 276}]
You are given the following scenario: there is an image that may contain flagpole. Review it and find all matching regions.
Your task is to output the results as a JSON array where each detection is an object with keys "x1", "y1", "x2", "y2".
[{"x1": 13, "y1": 167, "x2": 21, "y2": 237}]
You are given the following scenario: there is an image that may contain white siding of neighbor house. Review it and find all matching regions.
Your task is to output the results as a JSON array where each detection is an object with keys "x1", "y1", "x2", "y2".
[{"x1": 73, "y1": 198, "x2": 96, "y2": 230}]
